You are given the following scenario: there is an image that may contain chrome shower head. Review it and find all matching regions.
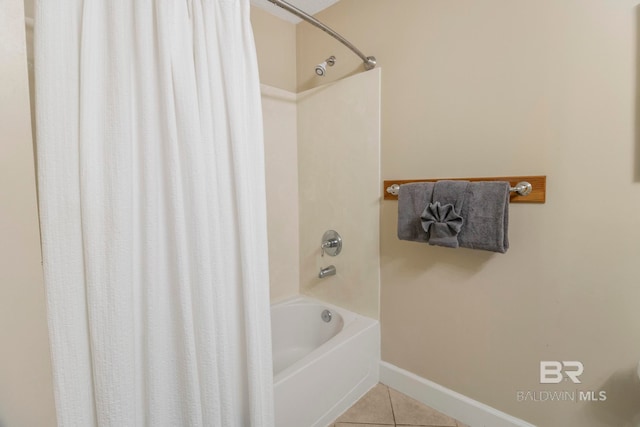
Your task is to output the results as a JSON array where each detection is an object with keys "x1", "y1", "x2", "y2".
[
  {"x1": 315, "y1": 56, "x2": 335, "y2": 77},
  {"x1": 315, "y1": 62, "x2": 327, "y2": 76}
]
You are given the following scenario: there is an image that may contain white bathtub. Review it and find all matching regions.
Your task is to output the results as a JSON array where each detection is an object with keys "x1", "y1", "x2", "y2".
[{"x1": 271, "y1": 295, "x2": 380, "y2": 427}]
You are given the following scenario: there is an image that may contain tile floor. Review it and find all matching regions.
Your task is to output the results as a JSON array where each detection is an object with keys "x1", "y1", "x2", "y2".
[{"x1": 330, "y1": 383, "x2": 470, "y2": 427}]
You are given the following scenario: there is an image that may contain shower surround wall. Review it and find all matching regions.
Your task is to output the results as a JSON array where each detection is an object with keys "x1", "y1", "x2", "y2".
[
  {"x1": 261, "y1": 69, "x2": 381, "y2": 319},
  {"x1": 297, "y1": 69, "x2": 381, "y2": 319},
  {"x1": 261, "y1": 84, "x2": 300, "y2": 302}
]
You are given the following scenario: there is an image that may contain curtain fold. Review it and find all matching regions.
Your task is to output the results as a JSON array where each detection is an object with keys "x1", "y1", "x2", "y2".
[{"x1": 34, "y1": 1, "x2": 273, "y2": 425}]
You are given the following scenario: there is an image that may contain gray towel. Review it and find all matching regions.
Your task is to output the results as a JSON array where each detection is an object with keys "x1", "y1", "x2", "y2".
[
  {"x1": 397, "y1": 182, "x2": 433, "y2": 242},
  {"x1": 397, "y1": 180, "x2": 510, "y2": 253},
  {"x1": 457, "y1": 181, "x2": 510, "y2": 253},
  {"x1": 421, "y1": 180, "x2": 469, "y2": 248}
]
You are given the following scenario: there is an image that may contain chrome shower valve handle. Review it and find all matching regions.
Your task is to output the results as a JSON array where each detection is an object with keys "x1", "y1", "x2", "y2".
[
  {"x1": 321, "y1": 238, "x2": 339, "y2": 256},
  {"x1": 320, "y1": 230, "x2": 342, "y2": 257}
]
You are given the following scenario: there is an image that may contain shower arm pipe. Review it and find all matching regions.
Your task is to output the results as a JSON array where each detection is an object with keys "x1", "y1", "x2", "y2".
[{"x1": 267, "y1": 0, "x2": 376, "y2": 70}]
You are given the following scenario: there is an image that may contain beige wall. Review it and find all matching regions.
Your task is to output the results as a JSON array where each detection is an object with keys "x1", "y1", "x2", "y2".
[
  {"x1": 251, "y1": 6, "x2": 297, "y2": 92},
  {"x1": 0, "y1": 0, "x2": 56, "y2": 426},
  {"x1": 297, "y1": 69, "x2": 381, "y2": 319},
  {"x1": 298, "y1": 1, "x2": 640, "y2": 426},
  {"x1": 261, "y1": 84, "x2": 300, "y2": 302}
]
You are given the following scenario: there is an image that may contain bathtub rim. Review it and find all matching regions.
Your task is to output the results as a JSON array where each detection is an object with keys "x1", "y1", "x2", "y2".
[{"x1": 271, "y1": 294, "x2": 379, "y2": 386}]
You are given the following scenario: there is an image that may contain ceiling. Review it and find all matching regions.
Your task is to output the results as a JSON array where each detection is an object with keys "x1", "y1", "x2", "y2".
[{"x1": 250, "y1": 0, "x2": 341, "y2": 24}]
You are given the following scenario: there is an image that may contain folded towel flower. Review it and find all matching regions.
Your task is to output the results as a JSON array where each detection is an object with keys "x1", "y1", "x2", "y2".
[{"x1": 420, "y1": 201, "x2": 464, "y2": 248}]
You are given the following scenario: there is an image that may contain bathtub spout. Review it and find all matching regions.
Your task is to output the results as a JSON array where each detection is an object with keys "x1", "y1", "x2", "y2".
[{"x1": 318, "y1": 265, "x2": 336, "y2": 278}]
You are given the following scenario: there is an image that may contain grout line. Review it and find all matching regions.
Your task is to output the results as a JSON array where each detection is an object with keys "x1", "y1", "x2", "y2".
[{"x1": 385, "y1": 383, "x2": 397, "y2": 426}]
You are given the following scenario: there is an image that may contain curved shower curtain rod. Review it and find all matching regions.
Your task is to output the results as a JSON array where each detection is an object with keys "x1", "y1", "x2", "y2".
[
  {"x1": 26, "y1": 5, "x2": 377, "y2": 70},
  {"x1": 267, "y1": 0, "x2": 376, "y2": 71}
]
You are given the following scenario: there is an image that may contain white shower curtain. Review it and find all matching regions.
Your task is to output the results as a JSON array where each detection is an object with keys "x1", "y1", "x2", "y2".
[{"x1": 34, "y1": 1, "x2": 273, "y2": 426}]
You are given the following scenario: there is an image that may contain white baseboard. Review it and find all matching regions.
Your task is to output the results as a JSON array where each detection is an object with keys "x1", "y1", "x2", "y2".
[{"x1": 380, "y1": 361, "x2": 536, "y2": 427}]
